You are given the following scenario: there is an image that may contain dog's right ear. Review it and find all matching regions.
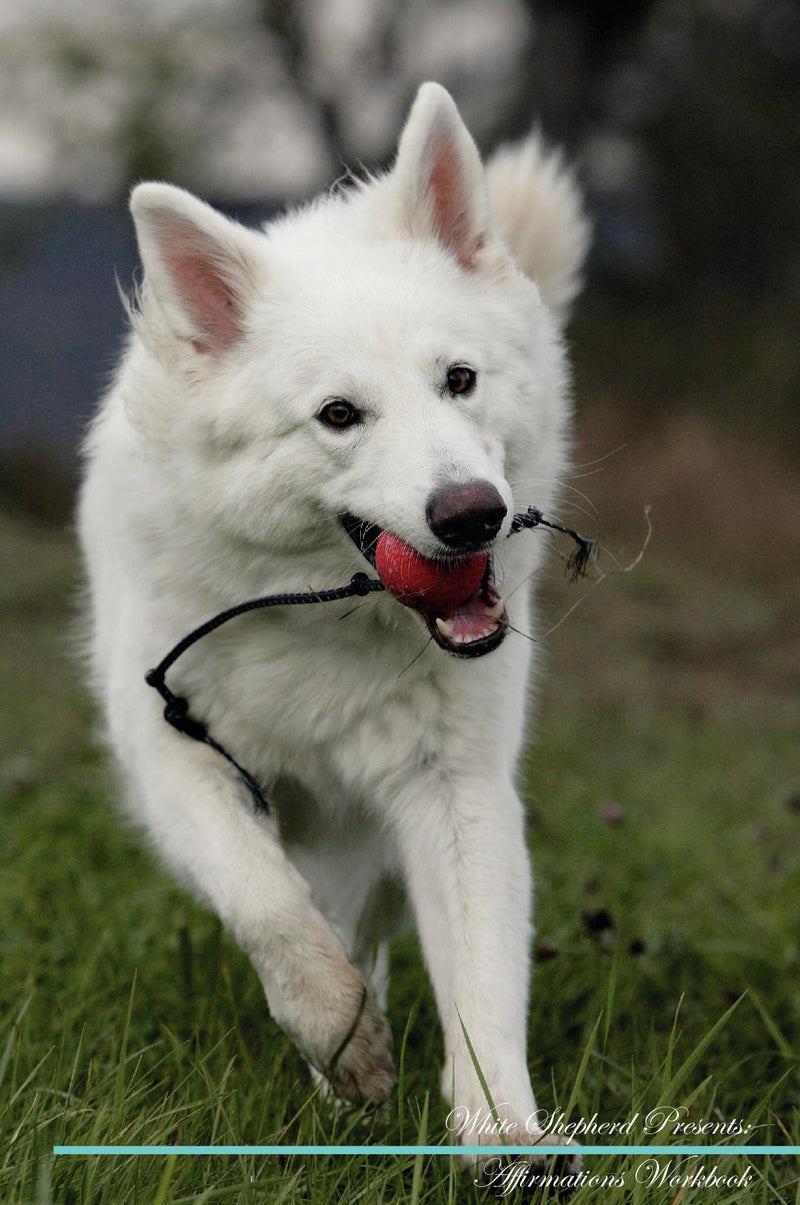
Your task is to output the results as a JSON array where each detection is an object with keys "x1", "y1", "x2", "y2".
[
  {"x1": 130, "y1": 183, "x2": 260, "y2": 357},
  {"x1": 388, "y1": 82, "x2": 491, "y2": 271}
]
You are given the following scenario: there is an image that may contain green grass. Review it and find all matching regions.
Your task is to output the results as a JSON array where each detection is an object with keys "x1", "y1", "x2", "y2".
[{"x1": 1, "y1": 507, "x2": 798, "y2": 1203}]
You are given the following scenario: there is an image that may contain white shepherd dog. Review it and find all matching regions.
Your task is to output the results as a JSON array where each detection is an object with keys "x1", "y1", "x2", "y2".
[{"x1": 79, "y1": 82, "x2": 589, "y2": 1165}]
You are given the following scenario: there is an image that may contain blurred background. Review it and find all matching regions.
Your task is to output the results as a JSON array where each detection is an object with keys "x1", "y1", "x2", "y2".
[{"x1": 0, "y1": 0, "x2": 797, "y2": 770}]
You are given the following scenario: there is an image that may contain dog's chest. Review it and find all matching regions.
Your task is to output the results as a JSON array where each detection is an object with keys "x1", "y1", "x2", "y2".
[{"x1": 181, "y1": 610, "x2": 453, "y2": 800}]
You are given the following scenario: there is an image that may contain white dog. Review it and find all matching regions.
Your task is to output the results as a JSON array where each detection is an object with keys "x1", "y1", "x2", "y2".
[{"x1": 79, "y1": 82, "x2": 589, "y2": 1163}]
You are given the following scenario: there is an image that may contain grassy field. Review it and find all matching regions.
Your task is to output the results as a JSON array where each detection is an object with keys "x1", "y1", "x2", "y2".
[{"x1": 1, "y1": 416, "x2": 798, "y2": 1203}]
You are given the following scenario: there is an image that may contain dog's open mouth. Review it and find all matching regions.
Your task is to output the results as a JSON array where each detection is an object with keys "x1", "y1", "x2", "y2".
[{"x1": 342, "y1": 515, "x2": 508, "y2": 658}]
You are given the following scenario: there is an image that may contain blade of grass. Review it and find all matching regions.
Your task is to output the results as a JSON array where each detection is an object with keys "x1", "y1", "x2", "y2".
[
  {"x1": 603, "y1": 953, "x2": 619, "y2": 1052},
  {"x1": 749, "y1": 991, "x2": 794, "y2": 1060},
  {"x1": 113, "y1": 971, "x2": 137, "y2": 1118},
  {"x1": 658, "y1": 995, "x2": 744, "y2": 1110},
  {"x1": 151, "y1": 1152, "x2": 177, "y2": 1205},
  {"x1": 456, "y1": 1006, "x2": 498, "y2": 1128},
  {"x1": 662, "y1": 993, "x2": 684, "y2": 1091},
  {"x1": 396, "y1": 998, "x2": 419, "y2": 1144},
  {"x1": 409, "y1": 1091, "x2": 429, "y2": 1205},
  {"x1": 560, "y1": 1010, "x2": 603, "y2": 1127}
]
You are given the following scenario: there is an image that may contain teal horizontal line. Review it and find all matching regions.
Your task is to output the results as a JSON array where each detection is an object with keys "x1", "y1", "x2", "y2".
[{"x1": 52, "y1": 1145, "x2": 800, "y2": 1157}]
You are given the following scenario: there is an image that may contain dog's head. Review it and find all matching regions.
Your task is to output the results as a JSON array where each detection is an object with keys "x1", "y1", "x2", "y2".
[{"x1": 126, "y1": 84, "x2": 579, "y2": 656}]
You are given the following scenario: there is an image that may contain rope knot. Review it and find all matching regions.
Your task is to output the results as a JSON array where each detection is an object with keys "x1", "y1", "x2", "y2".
[
  {"x1": 509, "y1": 506, "x2": 543, "y2": 534},
  {"x1": 163, "y1": 696, "x2": 208, "y2": 742},
  {"x1": 349, "y1": 572, "x2": 373, "y2": 596}
]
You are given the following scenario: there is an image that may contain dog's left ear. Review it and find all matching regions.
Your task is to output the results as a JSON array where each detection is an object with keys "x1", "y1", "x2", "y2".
[{"x1": 390, "y1": 82, "x2": 490, "y2": 270}]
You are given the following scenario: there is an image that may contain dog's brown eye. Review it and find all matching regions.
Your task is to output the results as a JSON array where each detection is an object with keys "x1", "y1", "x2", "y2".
[
  {"x1": 447, "y1": 365, "x2": 477, "y2": 396},
  {"x1": 318, "y1": 399, "x2": 359, "y2": 428}
]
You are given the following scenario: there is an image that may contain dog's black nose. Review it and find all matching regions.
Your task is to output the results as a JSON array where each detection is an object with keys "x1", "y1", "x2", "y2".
[{"x1": 426, "y1": 480, "x2": 507, "y2": 549}]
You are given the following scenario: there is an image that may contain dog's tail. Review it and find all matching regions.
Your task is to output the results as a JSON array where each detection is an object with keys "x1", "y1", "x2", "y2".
[{"x1": 486, "y1": 133, "x2": 591, "y2": 325}]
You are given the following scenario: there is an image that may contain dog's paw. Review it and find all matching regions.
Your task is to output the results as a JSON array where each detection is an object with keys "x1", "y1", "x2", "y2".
[
  {"x1": 264, "y1": 945, "x2": 394, "y2": 1106},
  {"x1": 325, "y1": 990, "x2": 395, "y2": 1105}
]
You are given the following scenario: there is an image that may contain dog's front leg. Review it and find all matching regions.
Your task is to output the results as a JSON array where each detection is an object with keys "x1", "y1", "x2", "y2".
[
  {"x1": 384, "y1": 773, "x2": 576, "y2": 1164},
  {"x1": 111, "y1": 694, "x2": 394, "y2": 1104}
]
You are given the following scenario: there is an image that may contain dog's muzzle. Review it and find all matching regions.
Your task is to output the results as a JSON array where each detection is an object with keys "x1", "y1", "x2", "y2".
[{"x1": 341, "y1": 513, "x2": 509, "y2": 658}]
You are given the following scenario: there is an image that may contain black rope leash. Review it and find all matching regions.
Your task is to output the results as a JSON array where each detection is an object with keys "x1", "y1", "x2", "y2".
[
  {"x1": 144, "y1": 574, "x2": 384, "y2": 813},
  {"x1": 145, "y1": 509, "x2": 596, "y2": 814}
]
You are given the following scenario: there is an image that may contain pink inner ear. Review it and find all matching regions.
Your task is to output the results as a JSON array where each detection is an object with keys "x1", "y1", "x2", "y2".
[
  {"x1": 158, "y1": 216, "x2": 243, "y2": 356},
  {"x1": 426, "y1": 132, "x2": 481, "y2": 270}
]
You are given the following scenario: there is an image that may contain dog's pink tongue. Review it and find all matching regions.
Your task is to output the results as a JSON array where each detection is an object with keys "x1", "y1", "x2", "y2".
[{"x1": 374, "y1": 531, "x2": 486, "y2": 612}]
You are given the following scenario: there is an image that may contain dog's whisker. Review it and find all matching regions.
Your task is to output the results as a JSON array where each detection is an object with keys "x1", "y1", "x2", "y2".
[
  {"x1": 396, "y1": 635, "x2": 434, "y2": 679},
  {"x1": 568, "y1": 443, "x2": 626, "y2": 472},
  {"x1": 503, "y1": 530, "x2": 562, "y2": 602},
  {"x1": 307, "y1": 587, "x2": 341, "y2": 619},
  {"x1": 508, "y1": 477, "x2": 598, "y2": 516},
  {"x1": 508, "y1": 444, "x2": 624, "y2": 483},
  {"x1": 337, "y1": 602, "x2": 371, "y2": 621},
  {"x1": 546, "y1": 498, "x2": 597, "y2": 523},
  {"x1": 505, "y1": 622, "x2": 537, "y2": 644}
]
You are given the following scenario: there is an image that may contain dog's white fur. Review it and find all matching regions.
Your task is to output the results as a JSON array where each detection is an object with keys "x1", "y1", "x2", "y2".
[{"x1": 79, "y1": 83, "x2": 589, "y2": 1159}]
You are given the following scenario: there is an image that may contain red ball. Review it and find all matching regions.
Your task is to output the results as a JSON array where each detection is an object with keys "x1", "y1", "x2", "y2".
[{"x1": 374, "y1": 530, "x2": 486, "y2": 612}]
